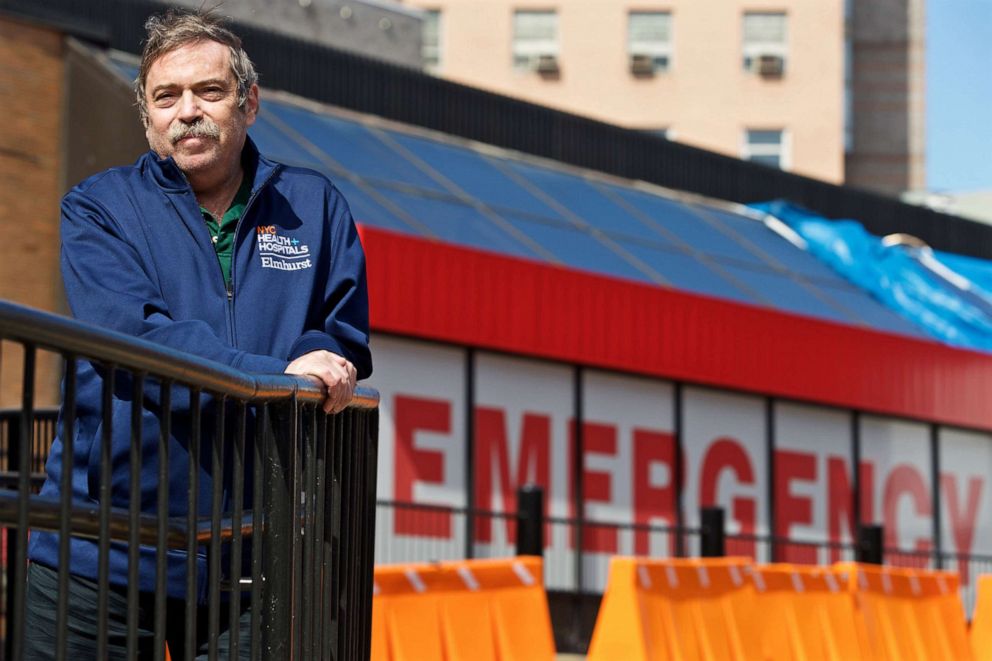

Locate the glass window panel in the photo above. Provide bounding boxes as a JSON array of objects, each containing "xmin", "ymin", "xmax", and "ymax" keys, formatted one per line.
[
  {"xmin": 748, "ymin": 154, "xmax": 781, "ymax": 168},
  {"xmin": 331, "ymin": 179, "xmax": 415, "ymax": 234},
  {"xmin": 629, "ymin": 12, "xmax": 672, "ymax": 47},
  {"xmin": 386, "ymin": 131, "xmax": 566, "ymax": 220},
  {"xmin": 265, "ymin": 103, "xmax": 448, "ymax": 194},
  {"xmin": 618, "ymin": 241, "xmax": 758, "ymax": 305},
  {"xmin": 513, "ymin": 10, "xmax": 559, "ymax": 66},
  {"xmin": 505, "ymin": 162, "xmax": 682, "ymax": 246},
  {"xmin": 422, "ymin": 9, "xmax": 441, "ymax": 70},
  {"xmin": 747, "ymin": 130, "xmax": 783, "ymax": 146},
  {"xmin": 743, "ymin": 12, "xmax": 787, "ymax": 43},
  {"xmin": 377, "ymin": 189, "xmax": 544, "ymax": 260},
  {"xmin": 501, "ymin": 213, "xmax": 655, "ymax": 283}
]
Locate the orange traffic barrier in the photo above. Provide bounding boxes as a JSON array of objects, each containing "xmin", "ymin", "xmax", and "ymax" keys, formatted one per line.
[
  {"xmin": 753, "ymin": 564, "xmax": 867, "ymax": 661},
  {"xmin": 370, "ymin": 556, "xmax": 555, "ymax": 661},
  {"xmin": 588, "ymin": 556, "xmax": 759, "ymax": 661},
  {"xmin": 834, "ymin": 562, "xmax": 971, "ymax": 661},
  {"xmin": 971, "ymin": 574, "xmax": 992, "ymax": 660}
]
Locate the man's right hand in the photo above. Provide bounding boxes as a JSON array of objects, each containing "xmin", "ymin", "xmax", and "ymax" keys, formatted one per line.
[{"xmin": 285, "ymin": 350, "xmax": 357, "ymax": 414}]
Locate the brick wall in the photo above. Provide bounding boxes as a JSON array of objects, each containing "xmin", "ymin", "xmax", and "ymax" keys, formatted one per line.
[{"xmin": 0, "ymin": 15, "xmax": 66, "ymax": 407}]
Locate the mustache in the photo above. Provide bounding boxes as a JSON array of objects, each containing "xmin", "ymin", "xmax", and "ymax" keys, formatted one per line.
[{"xmin": 169, "ymin": 119, "xmax": 221, "ymax": 144}]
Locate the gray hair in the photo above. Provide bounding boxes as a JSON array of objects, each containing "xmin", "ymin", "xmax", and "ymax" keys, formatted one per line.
[{"xmin": 135, "ymin": 8, "xmax": 258, "ymax": 127}]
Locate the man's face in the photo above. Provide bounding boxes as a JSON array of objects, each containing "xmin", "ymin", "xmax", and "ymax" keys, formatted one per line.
[{"xmin": 143, "ymin": 39, "xmax": 258, "ymax": 181}]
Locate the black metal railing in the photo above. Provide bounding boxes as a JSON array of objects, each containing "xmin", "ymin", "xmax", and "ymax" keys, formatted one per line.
[{"xmin": 0, "ymin": 300, "xmax": 379, "ymax": 660}]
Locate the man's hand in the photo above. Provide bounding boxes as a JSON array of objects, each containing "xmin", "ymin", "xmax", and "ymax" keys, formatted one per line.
[{"xmin": 285, "ymin": 350, "xmax": 357, "ymax": 414}]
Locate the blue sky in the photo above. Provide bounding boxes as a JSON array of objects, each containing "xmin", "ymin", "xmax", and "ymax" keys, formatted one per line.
[{"xmin": 927, "ymin": 0, "xmax": 992, "ymax": 191}]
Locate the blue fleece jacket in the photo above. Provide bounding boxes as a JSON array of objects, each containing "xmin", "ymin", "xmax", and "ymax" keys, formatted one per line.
[{"xmin": 28, "ymin": 138, "xmax": 372, "ymax": 600}]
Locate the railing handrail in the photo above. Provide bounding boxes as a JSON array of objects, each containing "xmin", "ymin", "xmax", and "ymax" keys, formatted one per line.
[{"xmin": 0, "ymin": 299, "xmax": 378, "ymax": 408}]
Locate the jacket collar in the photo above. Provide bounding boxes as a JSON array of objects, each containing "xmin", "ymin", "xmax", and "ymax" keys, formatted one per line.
[{"xmin": 139, "ymin": 135, "xmax": 280, "ymax": 196}]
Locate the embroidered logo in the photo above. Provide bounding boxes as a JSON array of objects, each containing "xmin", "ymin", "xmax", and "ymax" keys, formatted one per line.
[{"xmin": 256, "ymin": 226, "xmax": 312, "ymax": 272}]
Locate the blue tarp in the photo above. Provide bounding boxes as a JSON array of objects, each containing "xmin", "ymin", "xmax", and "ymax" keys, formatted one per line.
[{"xmin": 751, "ymin": 200, "xmax": 992, "ymax": 352}]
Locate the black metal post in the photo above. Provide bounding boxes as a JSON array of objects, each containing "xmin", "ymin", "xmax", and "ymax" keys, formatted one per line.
[
  {"xmin": 516, "ymin": 484, "xmax": 545, "ymax": 557},
  {"xmin": 4, "ymin": 411, "xmax": 20, "ymax": 661},
  {"xmin": 930, "ymin": 424, "xmax": 943, "ymax": 569},
  {"xmin": 700, "ymin": 506, "xmax": 725, "ymax": 558},
  {"xmin": 464, "ymin": 349, "xmax": 475, "ymax": 559},
  {"xmin": 259, "ymin": 402, "xmax": 294, "ymax": 658},
  {"xmin": 857, "ymin": 524, "xmax": 884, "ymax": 565},
  {"xmin": 673, "ymin": 383, "xmax": 685, "ymax": 557}
]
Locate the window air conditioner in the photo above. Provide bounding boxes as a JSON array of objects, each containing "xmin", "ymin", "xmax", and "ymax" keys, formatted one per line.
[
  {"xmin": 630, "ymin": 54, "xmax": 655, "ymax": 76},
  {"xmin": 756, "ymin": 54, "xmax": 785, "ymax": 77},
  {"xmin": 535, "ymin": 54, "xmax": 560, "ymax": 74}
]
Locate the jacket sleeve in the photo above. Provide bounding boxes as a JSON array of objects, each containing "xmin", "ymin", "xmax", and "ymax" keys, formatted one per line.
[
  {"xmin": 286, "ymin": 185, "xmax": 373, "ymax": 379},
  {"xmin": 61, "ymin": 187, "xmax": 289, "ymax": 375}
]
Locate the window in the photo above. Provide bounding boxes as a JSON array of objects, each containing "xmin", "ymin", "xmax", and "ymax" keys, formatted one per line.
[
  {"xmin": 512, "ymin": 10, "xmax": 559, "ymax": 73},
  {"xmin": 628, "ymin": 11, "xmax": 672, "ymax": 75},
  {"xmin": 422, "ymin": 9, "xmax": 441, "ymax": 72},
  {"xmin": 742, "ymin": 129, "xmax": 788, "ymax": 169},
  {"xmin": 742, "ymin": 12, "xmax": 787, "ymax": 75}
]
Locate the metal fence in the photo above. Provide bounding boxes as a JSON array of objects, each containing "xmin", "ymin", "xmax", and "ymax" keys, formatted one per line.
[{"xmin": 0, "ymin": 300, "xmax": 379, "ymax": 660}]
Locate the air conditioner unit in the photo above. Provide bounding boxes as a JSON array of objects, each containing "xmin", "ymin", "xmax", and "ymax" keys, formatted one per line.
[
  {"xmin": 535, "ymin": 54, "xmax": 560, "ymax": 75},
  {"xmin": 756, "ymin": 54, "xmax": 785, "ymax": 77},
  {"xmin": 630, "ymin": 54, "xmax": 655, "ymax": 76}
]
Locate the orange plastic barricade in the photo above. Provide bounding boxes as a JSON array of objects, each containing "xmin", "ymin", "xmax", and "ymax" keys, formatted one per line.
[
  {"xmin": 971, "ymin": 574, "xmax": 992, "ymax": 660},
  {"xmin": 588, "ymin": 556, "xmax": 758, "ymax": 661},
  {"xmin": 753, "ymin": 564, "xmax": 866, "ymax": 661},
  {"xmin": 834, "ymin": 562, "xmax": 971, "ymax": 661},
  {"xmin": 370, "ymin": 556, "xmax": 555, "ymax": 661}
]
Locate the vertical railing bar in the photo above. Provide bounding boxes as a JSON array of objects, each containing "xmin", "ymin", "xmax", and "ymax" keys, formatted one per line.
[
  {"xmin": 342, "ymin": 409, "xmax": 358, "ymax": 660},
  {"xmin": 229, "ymin": 400, "xmax": 248, "ymax": 660},
  {"xmin": 186, "ymin": 388, "xmax": 202, "ymax": 661},
  {"xmin": 328, "ymin": 410, "xmax": 344, "ymax": 659},
  {"xmin": 350, "ymin": 407, "xmax": 367, "ymax": 659},
  {"xmin": 55, "ymin": 355, "xmax": 77, "ymax": 661},
  {"xmin": 289, "ymin": 394, "xmax": 303, "ymax": 660},
  {"xmin": 322, "ymin": 411, "xmax": 341, "ymax": 661},
  {"xmin": 11, "ymin": 344, "xmax": 36, "ymax": 661},
  {"xmin": 367, "ymin": 410, "xmax": 381, "ymax": 655},
  {"xmin": 353, "ymin": 410, "xmax": 377, "ymax": 658},
  {"xmin": 249, "ymin": 403, "xmax": 268, "ymax": 661},
  {"xmin": 96, "ymin": 362, "xmax": 115, "ymax": 661},
  {"xmin": 312, "ymin": 411, "xmax": 328, "ymax": 659},
  {"xmin": 154, "ymin": 380, "xmax": 172, "ymax": 661},
  {"xmin": 340, "ymin": 409, "xmax": 354, "ymax": 660},
  {"xmin": 208, "ymin": 396, "xmax": 227, "ymax": 660},
  {"xmin": 357, "ymin": 408, "xmax": 375, "ymax": 657},
  {"xmin": 301, "ymin": 405, "xmax": 317, "ymax": 659},
  {"xmin": 127, "ymin": 371, "xmax": 146, "ymax": 660}
]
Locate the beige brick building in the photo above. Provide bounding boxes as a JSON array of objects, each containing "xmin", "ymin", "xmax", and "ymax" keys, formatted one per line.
[{"xmin": 401, "ymin": 0, "xmax": 925, "ymax": 193}]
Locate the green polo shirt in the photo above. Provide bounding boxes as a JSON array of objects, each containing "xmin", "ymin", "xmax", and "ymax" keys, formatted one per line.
[{"xmin": 200, "ymin": 170, "xmax": 253, "ymax": 289}]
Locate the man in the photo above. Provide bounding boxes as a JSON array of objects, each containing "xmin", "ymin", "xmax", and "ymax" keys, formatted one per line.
[{"xmin": 24, "ymin": 9, "xmax": 372, "ymax": 659}]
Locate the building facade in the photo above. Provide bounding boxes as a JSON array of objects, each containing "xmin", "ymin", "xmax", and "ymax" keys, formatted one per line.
[
  {"xmin": 170, "ymin": 0, "xmax": 426, "ymax": 69},
  {"xmin": 401, "ymin": 0, "xmax": 924, "ymax": 194}
]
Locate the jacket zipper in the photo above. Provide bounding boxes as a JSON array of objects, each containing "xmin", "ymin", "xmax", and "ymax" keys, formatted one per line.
[{"xmin": 225, "ymin": 166, "xmax": 280, "ymax": 347}]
